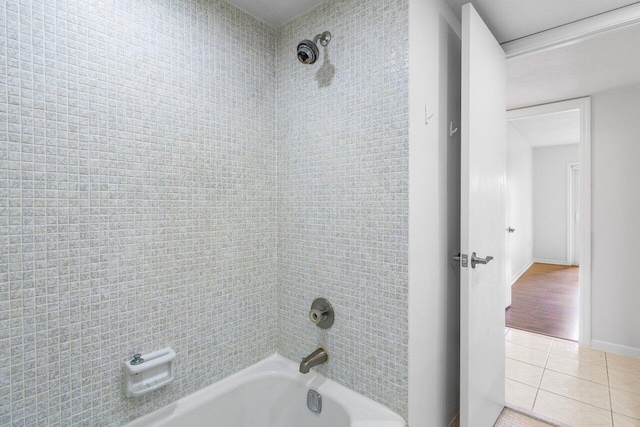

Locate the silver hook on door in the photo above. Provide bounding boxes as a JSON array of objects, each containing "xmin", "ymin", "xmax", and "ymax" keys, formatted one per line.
[
  {"xmin": 449, "ymin": 121, "xmax": 458, "ymax": 137},
  {"xmin": 425, "ymin": 105, "xmax": 434, "ymax": 125}
]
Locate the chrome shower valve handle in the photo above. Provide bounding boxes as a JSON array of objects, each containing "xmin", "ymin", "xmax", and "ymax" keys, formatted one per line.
[{"xmin": 309, "ymin": 298, "xmax": 334, "ymax": 329}]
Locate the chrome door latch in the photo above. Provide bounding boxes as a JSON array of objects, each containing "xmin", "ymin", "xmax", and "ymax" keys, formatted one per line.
[
  {"xmin": 471, "ymin": 252, "xmax": 493, "ymax": 268},
  {"xmin": 453, "ymin": 253, "xmax": 468, "ymax": 268}
]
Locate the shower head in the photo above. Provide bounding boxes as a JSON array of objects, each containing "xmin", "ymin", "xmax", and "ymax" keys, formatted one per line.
[
  {"xmin": 297, "ymin": 31, "xmax": 331, "ymax": 64},
  {"xmin": 297, "ymin": 40, "xmax": 319, "ymax": 64}
]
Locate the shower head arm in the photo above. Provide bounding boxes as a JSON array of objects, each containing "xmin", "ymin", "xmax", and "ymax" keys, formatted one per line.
[{"xmin": 313, "ymin": 31, "xmax": 332, "ymax": 47}]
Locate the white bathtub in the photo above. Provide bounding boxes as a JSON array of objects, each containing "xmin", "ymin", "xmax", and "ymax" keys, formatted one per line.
[{"xmin": 126, "ymin": 354, "xmax": 406, "ymax": 427}]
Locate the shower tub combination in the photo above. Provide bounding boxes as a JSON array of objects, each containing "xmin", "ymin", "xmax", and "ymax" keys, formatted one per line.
[{"xmin": 126, "ymin": 354, "xmax": 405, "ymax": 427}]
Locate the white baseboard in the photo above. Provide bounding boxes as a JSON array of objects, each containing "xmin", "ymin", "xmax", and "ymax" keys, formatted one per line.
[
  {"xmin": 510, "ymin": 261, "xmax": 534, "ymax": 286},
  {"xmin": 591, "ymin": 339, "xmax": 640, "ymax": 359},
  {"xmin": 532, "ymin": 258, "xmax": 571, "ymax": 266}
]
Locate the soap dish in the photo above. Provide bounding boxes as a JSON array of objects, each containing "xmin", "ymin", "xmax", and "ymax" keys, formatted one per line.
[{"xmin": 124, "ymin": 347, "xmax": 176, "ymax": 398}]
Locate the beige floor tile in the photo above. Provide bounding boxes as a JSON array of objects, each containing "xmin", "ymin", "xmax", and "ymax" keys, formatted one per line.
[
  {"xmin": 611, "ymin": 387, "xmax": 640, "ymax": 420},
  {"xmin": 507, "ymin": 329, "xmax": 554, "ymax": 353},
  {"xmin": 533, "ymin": 390, "xmax": 613, "ymax": 426},
  {"xmin": 609, "ymin": 368, "xmax": 640, "ymax": 395},
  {"xmin": 550, "ymin": 340, "xmax": 606, "ymax": 366},
  {"xmin": 507, "ymin": 342, "xmax": 550, "ymax": 368},
  {"xmin": 506, "ymin": 357, "xmax": 545, "ymax": 388},
  {"xmin": 539, "ymin": 369, "xmax": 611, "ymax": 410},
  {"xmin": 546, "ymin": 354, "xmax": 609, "ymax": 385},
  {"xmin": 613, "ymin": 413, "xmax": 640, "ymax": 427},
  {"xmin": 506, "ymin": 378, "xmax": 539, "ymax": 411},
  {"xmin": 608, "ymin": 353, "xmax": 640, "ymax": 375},
  {"xmin": 506, "ymin": 327, "xmax": 511, "ymax": 335},
  {"xmin": 551, "ymin": 338, "xmax": 581, "ymax": 351}
]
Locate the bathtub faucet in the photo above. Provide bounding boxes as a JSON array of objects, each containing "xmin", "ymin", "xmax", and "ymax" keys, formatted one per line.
[{"xmin": 299, "ymin": 347, "xmax": 328, "ymax": 374}]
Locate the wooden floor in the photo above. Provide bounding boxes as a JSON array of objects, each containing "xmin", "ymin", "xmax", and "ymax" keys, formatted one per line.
[{"xmin": 505, "ymin": 263, "xmax": 579, "ymax": 341}]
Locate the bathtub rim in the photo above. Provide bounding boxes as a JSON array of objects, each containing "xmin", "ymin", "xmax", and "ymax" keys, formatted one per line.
[{"xmin": 124, "ymin": 352, "xmax": 406, "ymax": 427}]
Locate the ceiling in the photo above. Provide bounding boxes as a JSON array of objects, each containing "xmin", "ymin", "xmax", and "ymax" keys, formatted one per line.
[
  {"xmin": 225, "ymin": 0, "xmax": 329, "ymax": 27},
  {"xmin": 507, "ymin": 23, "xmax": 640, "ymax": 110},
  {"xmin": 228, "ymin": 0, "xmax": 639, "ymax": 32},
  {"xmin": 509, "ymin": 110, "xmax": 580, "ymax": 148},
  {"xmin": 443, "ymin": 0, "xmax": 639, "ymax": 43}
]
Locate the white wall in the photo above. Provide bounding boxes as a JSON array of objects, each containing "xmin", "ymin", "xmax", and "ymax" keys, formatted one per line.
[
  {"xmin": 532, "ymin": 144, "xmax": 579, "ymax": 263},
  {"xmin": 507, "ymin": 124, "xmax": 534, "ymax": 282},
  {"xmin": 591, "ymin": 87, "xmax": 640, "ymax": 355},
  {"xmin": 408, "ymin": 0, "xmax": 461, "ymax": 425}
]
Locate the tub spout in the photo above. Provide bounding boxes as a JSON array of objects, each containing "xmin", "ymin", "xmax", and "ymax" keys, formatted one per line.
[{"xmin": 299, "ymin": 347, "xmax": 328, "ymax": 374}]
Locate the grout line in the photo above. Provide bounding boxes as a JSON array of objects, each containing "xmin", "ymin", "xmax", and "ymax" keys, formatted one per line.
[
  {"xmin": 606, "ymin": 353, "xmax": 615, "ymax": 427},
  {"xmin": 538, "ymin": 378, "xmax": 613, "ymax": 412},
  {"xmin": 532, "ymin": 376, "xmax": 542, "ymax": 412},
  {"xmin": 506, "ymin": 377, "xmax": 540, "ymax": 389},
  {"xmin": 506, "ymin": 340, "xmax": 552, "ymax": 355},
  {"xmin": 611, "ymin": 411, "xmax": 640, "ymax": 423},
  {"xmin": 540, "ymin": 389, "xmax": 613, "ymax": 412},
  {"xmin": 543, "ymin": 369, "xmax": 611, "ymax": 387},
  {"xmin": 506, "ymin": 341, "xmax": 554, "ymax": 354},
  {"xmin": 506, "ymin": 356, "xmax": 547, "ymax": 370},
  {"xmin": 537, "ymin": 340, "xmax": 551, "ymax": 411},
  {"xmin": 546, "ymin": 350, "xmax": 608, "ymax": 367},
  {"xmin": 609, "ymin": 384, "xmax": 640, "ymax": 396},
  {"xmin": 544, "ymin": 346, "xmax": 551, "ymax": 369}
]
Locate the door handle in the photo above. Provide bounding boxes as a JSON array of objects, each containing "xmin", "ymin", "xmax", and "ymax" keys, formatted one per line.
[
  {"xmin": 507, "ymin": 227, "xmax": 515, "ymax": 233},
  {"xmin": 471, "ymin": 252, "xmax": 493, "ymax": 268}
]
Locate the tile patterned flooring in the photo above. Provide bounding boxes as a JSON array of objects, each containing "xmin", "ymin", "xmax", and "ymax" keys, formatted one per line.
[{"xmin": 505, "ymin": 328, "xmax": 640, "ymax": 426}]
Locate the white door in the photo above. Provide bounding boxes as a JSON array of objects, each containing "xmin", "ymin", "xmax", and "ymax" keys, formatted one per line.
[{"xmin": 460, "ymin": 4, "xmax": 506, "ymax": 427}]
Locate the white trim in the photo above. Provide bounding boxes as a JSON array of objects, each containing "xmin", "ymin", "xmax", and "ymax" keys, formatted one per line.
[
  {"xmin": 578, "ymin": 98, "xmax": 592, "ymax": 349},
  {"xmin": 567, "ymin": 162, "xmax": 580, "ymax": 266},
  {"xmin": 508, "ymin": 98, "xmax": 583, "ymax": 120},
  {"xmin": 507, "ymin": 97, "xmax": 592, "ymax": 348},
  {"xmin": 591, "ymin": 339, "xmax": 640, "ymax": 359},
  {"xmin": 502, "ymin": 3, "xmax": 640, "ymax": 59},
  {"xmin": 532, "ymin": 258, "xmax": 571, "ymax": 266},
  {"xmin": 510, "ymin": 261, "xmax": 533, "ymax": 286}
]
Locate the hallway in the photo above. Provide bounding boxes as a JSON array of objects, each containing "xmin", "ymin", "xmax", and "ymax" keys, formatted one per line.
[{"xmin": 506, "ymin": 263, "xmax": 579, "ymax": 341}]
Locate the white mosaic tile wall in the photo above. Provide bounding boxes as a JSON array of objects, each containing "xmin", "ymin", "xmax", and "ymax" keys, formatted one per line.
[
  {"xmin": 0, "ymin": 0, "xmax": 276, "ymax": 425},
  {"xmin": 276, "ymin": 0, "xmax": 409, "ymax": 418}
]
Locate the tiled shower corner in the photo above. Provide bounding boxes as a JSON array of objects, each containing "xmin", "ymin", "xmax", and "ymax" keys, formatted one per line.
[
  {"xmin": 0, "ymin": 0, "xmax": 410, "ymax": 425},
  {"xmin": 276, "ymin": 0, "xmax": 410, "ymax": 418}
]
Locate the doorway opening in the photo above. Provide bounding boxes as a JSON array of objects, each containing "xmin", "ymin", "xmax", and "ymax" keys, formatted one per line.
[
  {"xmin": 504, "ymin": 99, "xmax": 589, "ymax": 343},
  {"xmin": 502, "ymin": 98, "xmax": 593, "ymax": 421},
  {"xmin": 504, "ymin": 98, "xmax": 592, "ymax": 346}
]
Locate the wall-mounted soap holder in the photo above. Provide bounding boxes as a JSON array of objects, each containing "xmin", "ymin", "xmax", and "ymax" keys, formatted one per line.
[
  {"xmin": 124, "ymin": 347, "xmax": 176, "ymax": 398},
  {"xmin": 309, "ymin": 298, "xmax": 334, "ymax": 329}
]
